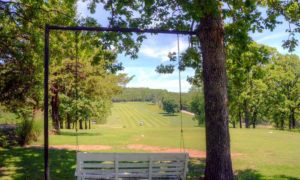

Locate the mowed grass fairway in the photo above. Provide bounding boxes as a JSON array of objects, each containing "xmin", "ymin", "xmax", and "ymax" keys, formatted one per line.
[
  {"xmin": 46, "ymin": 102, "xmax": 205, "ymax": 150},
  {"xmin": 1, "ymin": 102, "xmax": 300, "ymax": 179}
]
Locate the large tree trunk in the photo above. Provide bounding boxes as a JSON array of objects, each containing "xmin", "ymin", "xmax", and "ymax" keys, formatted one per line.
[
  {"xmin": 290, "ymin": 108, "xmax": 296, "ymax": 129},
  {"xmin": 79, "ymin": 119, "xmax": 83, "ymax": 129},
  {"xmin": 85, "ymin": 120, "xmax": 88, "ymax": 129},
  {"xmin": 275, "ymin": 119, "xmax": 279, "ymax": 129},
  {"xmin": 199, "ymin": 12, "xmax": 234, "ymax": 180},
  {"xmin": 252, "ymin": 111, "xmax": 257, "ymax": 129},
  {"xmin": 60, "ymin": 119, "xmax": 64, "ymax": 129},
  {"xmin": 51, "ymin": 84, "xmax": 60, "ymax": 132},
  {"xmin": 239, "ymin": 109, "xmax": 242, "ymax": 128},
  {"xmin": 66, "ymin": 114, "xmax": 71, "ymax": 129},
  {"xmin": 288, "ymin": 113, "xmax": 292, "ymax": 130},
  {"xmin": 280, "ymin": 114, "xmax": 284, "ymax": 129},
  {"xmin": 244, "ymin": 100, "xmax": 250, "ymax": 128}
]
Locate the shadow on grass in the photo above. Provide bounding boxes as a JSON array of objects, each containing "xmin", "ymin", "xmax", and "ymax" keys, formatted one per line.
[
  {"xmin": 235, "ymin": 169, "xmax": 300, "ymax": 180},
  {"xmin": 159, "ymin": 112, "xmax": 179, "ymax": 117},
  {"xmin": 0, "ymin": 147, "xmax": 76, "ymax": 180},
  {"xmin": 58, "ymin": 131, "xmax": 102, "ymax": 136},
  {"xmin": 1, "ymin": 149, "xmax": 299, "ymax": 180},
  {"xmin": 0, "ymin": 148, "xmax": 205, "ymax": 180},
  {"xmin": 272, "ymin": 175, "xmax": 300, "ymax": 180},
  {"xmin": 187, "ymin": 158, "xmax": 205, "ymax": 179},
  {"xmin": 235, "ymin": 169, "xmax": 262, "ymax": 180}
]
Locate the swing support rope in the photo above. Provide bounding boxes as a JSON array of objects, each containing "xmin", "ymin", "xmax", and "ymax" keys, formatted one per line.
[
  {"xmin": 75, "ymin": 31, "xmax": 79, "ymax": 152},
  {"xmin": 177, "ymin": 34, "xmax": 186, "ymax": 152}
]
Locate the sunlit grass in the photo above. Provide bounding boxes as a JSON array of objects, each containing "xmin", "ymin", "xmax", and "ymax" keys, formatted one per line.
[{"xmin": 1, "ymin": 102, "xmax": 300, "ymax": 179}]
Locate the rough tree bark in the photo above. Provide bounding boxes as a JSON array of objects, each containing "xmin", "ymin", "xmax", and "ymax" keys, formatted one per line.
[
  {"xmin": 289, "ymin": 112, "xmax": 292, "ymax": 130},
  {"xmin": 79, "ymin": 119, "xmax": 83, "ymax": 129},
  {"xmin": 60, "ymin": 119, "xmax": 64, "ymax": 129},
  {"xmin": 199, "ymin": 13, "xmax": 234, "ymax": 180},
  {"xmin": 252, "ymin": 111, "xmax": 257, "ymax": 129},
  {"xmin": 244, "ymin": 100, "xmax": 250, "ymax": 128},
  {"xmin": 291, "ymin": 109, "xmax": 296, "ymax": 129},
  {"xmin": 290, "ymin": 108, "xmax": 296, "ymax": 129},
  {"xmin": 280, "ymin": 114, "xmax": 284, "ymax": 129},
  {"xmin": 239, "ymin": 109, "xmax": 242, "ymax": 128},
  {"xmin": 85, "ymin": 120, "xmax": 88, "ymax": 129},
  {"xmin": 51, "ymin": 84, "xmax": 60, "ymax": 132},
  {"xmin": 66, "ymin": 114, "xmax": 71, "ymax": 129}
]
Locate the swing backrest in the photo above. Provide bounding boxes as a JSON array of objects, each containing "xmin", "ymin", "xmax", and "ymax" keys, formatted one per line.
[{"xmin": 75, "ymin": 152, "xmax": 189, "ymax": 180}]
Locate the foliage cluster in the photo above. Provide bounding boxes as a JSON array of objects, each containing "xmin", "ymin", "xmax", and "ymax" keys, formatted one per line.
[
  {"xmin": 16, "ymin": 118, "xmax": 40, "ymax": 146},
  {"xmin": 0, "ymin": 0, "xmax": 130, "ymax": 134},
  {"xmin": 161, "ymin": 98, "xmax": 179, "ymax": 114},
  {"xmin": 228, "ymin": 44, "xmax": 300, "ymax": 129}
]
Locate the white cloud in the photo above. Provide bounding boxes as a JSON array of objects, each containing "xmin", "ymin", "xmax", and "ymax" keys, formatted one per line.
[
  {"xmin": 128, "ymin": 79, "xmax": 190, "ymax": 93},
  {"xmin": 255, "ymin": 32, "xmax": 288, "ymax": 43},
  {"xmin": 139, "ymin": 38, "xmax": 189, "ymax": 62},
  {"xmin": 120, "ymin": 67, "xmax": 193, "ymax": 92}
]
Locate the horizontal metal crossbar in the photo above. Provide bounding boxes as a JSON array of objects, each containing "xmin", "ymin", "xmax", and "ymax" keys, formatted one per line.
[{"xmin": 46, "ymin": 25, "xmax": 198, "ymax": 35}]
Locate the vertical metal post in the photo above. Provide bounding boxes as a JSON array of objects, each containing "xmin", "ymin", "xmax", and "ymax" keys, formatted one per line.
[{"xmin": 44, "ymin": 24, "xmax": 50, "ymax": 180}]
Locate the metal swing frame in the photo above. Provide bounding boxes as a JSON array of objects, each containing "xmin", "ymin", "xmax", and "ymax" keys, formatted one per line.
[{"xmin": 44, "ymin": 24, "xmax": 197, "ymax": 180}]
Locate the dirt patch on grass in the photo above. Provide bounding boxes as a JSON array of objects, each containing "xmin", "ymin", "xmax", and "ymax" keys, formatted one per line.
[
  {"xmin": 25, "ymin": 144, "xmax": 242, "ymax": 158},
  {"xmin": 0, "ymin": 166, "xmax": 4, "ymax": 174},
  {"xmin": 181, "ymin": 110, "xmax": 195, "ymax": 116},
  {"xmin": 127, "ymin": 144, "xmax": 205, "ymax": 158},
  {"xmin": 127, "ymin": 144, "xmax": 242, "ymax": 158},
  {"xmin": 26, "ymin": 145, "xmax": 112, "ymax": 151}
]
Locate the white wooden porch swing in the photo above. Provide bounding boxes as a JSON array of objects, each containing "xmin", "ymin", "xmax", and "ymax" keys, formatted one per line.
[{"xmin": 44, "ymin": 25, "xmax": 197, "ymax": 180}]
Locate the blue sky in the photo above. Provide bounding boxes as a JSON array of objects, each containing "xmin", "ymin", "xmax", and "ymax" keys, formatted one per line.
[{"xmin": 77, "ymin": 1, "xmax": 300, "ymax": 92}]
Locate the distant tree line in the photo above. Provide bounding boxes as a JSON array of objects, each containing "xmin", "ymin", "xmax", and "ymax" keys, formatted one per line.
[
  {"xmin": 112, "ymin": 88, "xmax": 168, "ymax": 103},
  {"xmin": 113, "ymin": 88, "xmax": 196, "ymax": 110},
  {"xmin": 157, "ymin": 41, "xmax": 300, "ymax": 130},
  {"xmin": 112, "ymin": 87, "xmax": 205, "ymax": 123}
]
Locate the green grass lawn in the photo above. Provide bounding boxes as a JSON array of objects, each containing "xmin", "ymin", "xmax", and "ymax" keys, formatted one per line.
[
  {"xmin": 0, "ymin": 110, "xmax": 18, "ymax": 124},
  {"xmin": 1, "ymin": 102, "xmax": 300, "ymax": 179}
]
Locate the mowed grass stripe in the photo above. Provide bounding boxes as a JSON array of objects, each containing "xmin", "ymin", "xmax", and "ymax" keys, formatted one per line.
[
  {"xmin": 136, "ymin": 103, "xmax": 173, "ymax": 127},
  {"xmin": 123, "ymin": 103, "xmax": 150, "ymax": 127},
  {"xmin": 131, "ymin": 106, "xmax": 159, "ymax": 127},
  {"xmin": 108, "ymin": 105, "xmax": 122, "ymax": 126},
  {"xmin": 128, "ymin": 103, "xmax": 160, "ymax": 128},
  {"xmin": 119, "ymin": 104, "xmax": 136, "ymax": 127},
  {"xmin": 132, "ymin": 103, "xmax": 169, "ymax": 127},
  {"xmin": 115, "ymin": 104, "xmax": 127, "ymax": 126},
  {"xmin": 125, "ymin": 105, "xmax": 141, "ymax": 127},
  {"xmin": 141, "ymin": 103, "xmax": 185, "ymax": 127},
  {"xmin": 125, "ymin": 104, "xmax": 149, "ymax": 127},
  {"xmin": 116, "ymin": 102, "xmax": 163, "ymax": 128},
  {"xmin": 144, "ymin": 110, "xmax": 174, "ymax": 127},
  {"xmin": 137, "ymin": 104, "xmax": 169, "ymax": 127},
  {"xmin": 107, "ymin": 102, "xmax": 196, "ymax": 128}
]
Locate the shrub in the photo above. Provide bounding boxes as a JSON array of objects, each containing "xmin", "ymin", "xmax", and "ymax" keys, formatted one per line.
[
  {"xmin": 0, "ymin": 124, "xmax": 18, "ymax": 148},
  {"xmin": 0, "ymin": 134, "xmax": 8, "ymax": 147},
  {"xmin": 162, "ymin": 98, "xmax": 179, "ymax": 114},
  {"xmin": 17, "ymin": 119, "xmax": 40, "ymax": 146}
]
